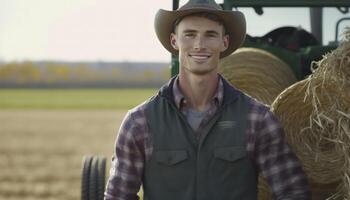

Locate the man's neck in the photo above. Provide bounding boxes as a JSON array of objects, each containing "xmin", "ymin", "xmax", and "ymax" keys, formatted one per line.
[{"xmin": 178, "ymin": 71, "xmax": 219, "ymax": 112}]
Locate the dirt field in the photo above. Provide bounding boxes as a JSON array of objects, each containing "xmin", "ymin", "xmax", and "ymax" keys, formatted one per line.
[{"xmin": 0, "ymin": 109, "xmax": 127, "ymax": 200}]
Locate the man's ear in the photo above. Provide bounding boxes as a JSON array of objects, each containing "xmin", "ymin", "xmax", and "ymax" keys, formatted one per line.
[
  {"xmin": 221, "ymin": 34, "xmax": 229, "ymax": 52},
  {"xmin": 170, "ymin": 33, "xmax": 178, "ymax": 50}
]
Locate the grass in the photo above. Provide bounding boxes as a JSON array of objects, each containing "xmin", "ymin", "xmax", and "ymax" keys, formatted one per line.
[
  {"xmin": 0, "ymin": 88, "xmax": 155, "ymax": 199},
  {"xmin": 0, "ymin": 88, "xmax": 158, "ymax": 109},
  {"xmin": 0, "ymin": 110, "xmax": 126, "ymax": 200},
  {"xmin": 0, "ymin": 109, "xmax": 145, "ymax": 199}
]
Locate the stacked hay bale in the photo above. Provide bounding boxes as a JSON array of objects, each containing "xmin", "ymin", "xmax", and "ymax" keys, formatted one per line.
[
  {"xmin": 271, "ymin": 29, "xmax": 350, "ymax": 199},
  {"xmin": 219, "ymin": 47, "xmax": 297, "ymax": 199},
  {"xmin": 219, "ymin": 47, "xmax": 297, "ymax": 105}
]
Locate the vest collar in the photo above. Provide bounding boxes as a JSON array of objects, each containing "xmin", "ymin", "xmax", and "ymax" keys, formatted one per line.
[{"xmin": 158, "ymin": 74, "xmax": 241, "ymax": 107}]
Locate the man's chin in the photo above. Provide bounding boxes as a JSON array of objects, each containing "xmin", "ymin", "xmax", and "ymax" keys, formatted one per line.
[{"xmin": 188, "ymin": 67, "xmax": 216, "ymax": 76}]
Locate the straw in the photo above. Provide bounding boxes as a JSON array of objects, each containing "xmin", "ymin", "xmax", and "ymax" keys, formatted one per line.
[
  {"xmin": 271, "ymin": 28, "xmax": 350, "ymax": 199},
  {"xmin": 219, "ymin": 47, "xmax": 297, "ymax": 105}
]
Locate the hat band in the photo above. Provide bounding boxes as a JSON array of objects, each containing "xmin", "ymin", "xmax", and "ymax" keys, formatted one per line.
[{"xmin": 179, "ymin": 5, "xmax": 222, "ymax": 11}]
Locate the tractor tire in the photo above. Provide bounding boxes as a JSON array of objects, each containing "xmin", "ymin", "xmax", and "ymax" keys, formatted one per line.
[
  {"xmin": 81, "ymin": 155, "xmax": 107, "ymax": 200},
  {"xmin": 97, "ymin": 156, "xmax": 107, "ymax": 200},
  {"xmin": 89, "ymin": 156, "xmax": 99, "ymax": 200},
  {"xmin": 81, "ymin": 156, "xmax": 93, "ymax": 200}
]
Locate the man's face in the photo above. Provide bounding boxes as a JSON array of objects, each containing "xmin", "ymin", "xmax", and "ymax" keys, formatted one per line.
[{"xmin": 170, "ymin": 15, "xmax": 229, "ymax": 76}]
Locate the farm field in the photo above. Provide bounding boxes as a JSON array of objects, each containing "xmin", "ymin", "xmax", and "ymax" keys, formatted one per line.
[
  {"xmin": 0, "ymin": 88, "xmax": 158, "ymax": 109},
  {"xmin": 0, "ymin": 89, "xmax": 157, "ymax": 200}
]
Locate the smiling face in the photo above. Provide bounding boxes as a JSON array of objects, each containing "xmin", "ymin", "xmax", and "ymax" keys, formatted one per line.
[{"xmin": 170, "ymin": 15, "xmax": 229, "ymax": 76}]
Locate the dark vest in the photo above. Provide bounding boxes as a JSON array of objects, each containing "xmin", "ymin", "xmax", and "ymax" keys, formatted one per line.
[{"xmin": 143, "ymin": 77, "xmax": 257, "ymax": 200}]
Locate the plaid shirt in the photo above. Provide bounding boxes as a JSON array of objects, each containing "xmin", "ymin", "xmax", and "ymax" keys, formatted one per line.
[{"xmin": 105, "ymin": 76, "xmax": 310, "ymax": 200}]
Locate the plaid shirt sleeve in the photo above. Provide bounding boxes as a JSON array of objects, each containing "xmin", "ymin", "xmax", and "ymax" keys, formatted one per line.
[
  {"xmin": 104, "ymin": 104, "xmax": 150, "ymax": 200},
  {"xmin": 251, "ymin": 101, "xmax": 310, "ymax": 199}
]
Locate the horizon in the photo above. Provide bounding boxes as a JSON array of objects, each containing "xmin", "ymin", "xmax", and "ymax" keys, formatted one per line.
[{"xmin": 0, "ymin": 60, "xmax": 170, "ymax": 64}]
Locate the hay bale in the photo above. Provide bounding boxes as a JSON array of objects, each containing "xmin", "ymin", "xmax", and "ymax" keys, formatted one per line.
[
  {"xmin": 219, "ymin": 47, "xmax": 297, "ymax": 105},
  {"xmin": 271, "ymin": 28, "xmax": 350, "ymax": 199},
  {"xmin": 309, "ymin": 182, "xmax": 340, "ymax": 200},
  {"xmin": 271, "ymin": 79, "xmax": 346, "ymax": 183}
]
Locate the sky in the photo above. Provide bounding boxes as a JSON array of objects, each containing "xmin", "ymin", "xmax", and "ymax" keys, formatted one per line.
[{"xmin": 0, "ymin": 0, "xmax": 349, "ymax": 62}]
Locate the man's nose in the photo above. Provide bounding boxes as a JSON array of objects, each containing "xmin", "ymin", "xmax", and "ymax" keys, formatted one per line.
[{"xmin": 194, "ymin": 35, "xmax": 205, "ymax": 50}]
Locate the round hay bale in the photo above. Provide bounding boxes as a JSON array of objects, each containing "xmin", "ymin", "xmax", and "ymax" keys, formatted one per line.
[
  {"xmin": 219, "ymin": 47, "xmax": 297, "ymax": 105},
  {"xmin": 310, "ymin": 28, "xmax": 350, "ymax": 86},
  {"xmin": 271, "ymin": 79, "xmax": 346, "ymax": 183},
  {"xmin": 309, "ymin": 181, "xmax": 340, "ymax": 200},
  {"xmin": 271, "ymin": 29, "xmax": 350, "ymax": 198}
]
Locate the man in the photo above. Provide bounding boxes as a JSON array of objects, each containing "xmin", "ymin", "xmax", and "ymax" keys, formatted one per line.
[{"xmin": 105, "ymin": 0, "xmax": 310, "ymax": 199}]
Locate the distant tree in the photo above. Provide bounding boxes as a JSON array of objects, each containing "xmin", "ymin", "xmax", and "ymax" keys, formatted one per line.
[
  {"xmin": 143, "ymin": 69, "xmax": 155, "ymax": 81},
  {"xmin": 0, "ymin": 63, "xmax": 16, "ymax": 81},
  {"xmin": 161, "ymin": 66, "xmax": 171, "ymax": 80},
  {"xmin": 0, "ymin": 61, "xmax": 41, "ymax": 83}
]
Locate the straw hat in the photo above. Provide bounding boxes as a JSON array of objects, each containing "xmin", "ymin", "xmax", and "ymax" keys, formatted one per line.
[{"xmin": 154, "ymin": 0, "xmax": 246, "ymax": 58}]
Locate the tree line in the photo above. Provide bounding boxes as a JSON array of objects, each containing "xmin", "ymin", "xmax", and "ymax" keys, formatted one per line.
[{"xmin": 0, "ymin": 61, "xmax": 170, "ymax": 88}]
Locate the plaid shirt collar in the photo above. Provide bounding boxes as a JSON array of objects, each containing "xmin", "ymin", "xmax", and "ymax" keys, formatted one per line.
[{"xmin": 172, "ymin": 75, "xmax": 224, "ymax": 110}]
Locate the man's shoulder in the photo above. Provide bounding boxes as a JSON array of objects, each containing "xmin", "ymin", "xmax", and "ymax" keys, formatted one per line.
[
  {"xmin": 247, "ymin": 95, "xmax": 269, "ymax": 110},
  {"xmin": 128, "ymin": 95, "xmax": 158, "ymax": 116},
  {"xmin": 119, "ymin": 96, "xmax": 157, "ymax": 132},
  {"xmin": 128, "ymin": 78, "xmax": 173, "ymax": 116},
  {"xmin": 222, "ymin": 78, "xmax": 269, "ymax": 113},
  {"xmin": 238, "ymin": 93, "xmax": 271, "ymax": 119}
]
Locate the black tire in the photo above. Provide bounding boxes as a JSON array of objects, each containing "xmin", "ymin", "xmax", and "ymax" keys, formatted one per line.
[
  {"xmin": 89, "ymin": 156, "xmax": 99, "ymax": 200},
  {"xmin": 81, "ymin": 156, "xmax": 93, "ymax": 200},
  {"xmin": 97, "ymin": 156, "xmax": 107, "ymax": 200}
]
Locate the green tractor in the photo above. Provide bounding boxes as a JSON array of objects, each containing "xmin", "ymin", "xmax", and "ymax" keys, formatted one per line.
[
  {"xmin": 171, "ymin": 0, "xmax": 350, "ymax": 80},
  {"xmin": 81, "ymin": 1, "xmax": 350, "ymax": 200}
]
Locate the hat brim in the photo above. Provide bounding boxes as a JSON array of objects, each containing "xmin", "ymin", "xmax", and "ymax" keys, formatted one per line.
[{"xmin": 155, "ymin": 8, "xmax": 246, "ymax": 58}]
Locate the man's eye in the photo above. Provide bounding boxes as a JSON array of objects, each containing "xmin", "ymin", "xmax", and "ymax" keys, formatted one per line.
[{"xmin": 185, "ymin": 33, "xmax": 195, "ymax": 37}]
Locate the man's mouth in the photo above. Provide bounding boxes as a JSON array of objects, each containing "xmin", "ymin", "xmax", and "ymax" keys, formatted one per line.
[{"xmin": 189, "ymin": 53, "xmax": 211, "ymax": 61}]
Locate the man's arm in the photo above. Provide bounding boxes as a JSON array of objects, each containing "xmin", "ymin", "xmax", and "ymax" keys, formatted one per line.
[
  {"xmin": 255, "ymin": 109, "xmax": 310, "ymax": 200},
  {"xmin": 104, "ymin": 110, "xmax": 147, "ymax": 200}
]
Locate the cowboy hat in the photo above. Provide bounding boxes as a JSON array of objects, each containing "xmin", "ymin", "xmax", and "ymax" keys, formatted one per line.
[{"xmin": 154, "ymin": 0, "xmax": 246, "ymax": 58}]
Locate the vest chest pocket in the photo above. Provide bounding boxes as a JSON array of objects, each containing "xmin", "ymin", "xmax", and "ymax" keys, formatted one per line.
[
  {"xmin": 214, "ymin": 146, "xmax": 246, "ymax": 162},
  {"xmin": 154, "ymin": 150, "xmax": 188, "ymax": 166}
]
